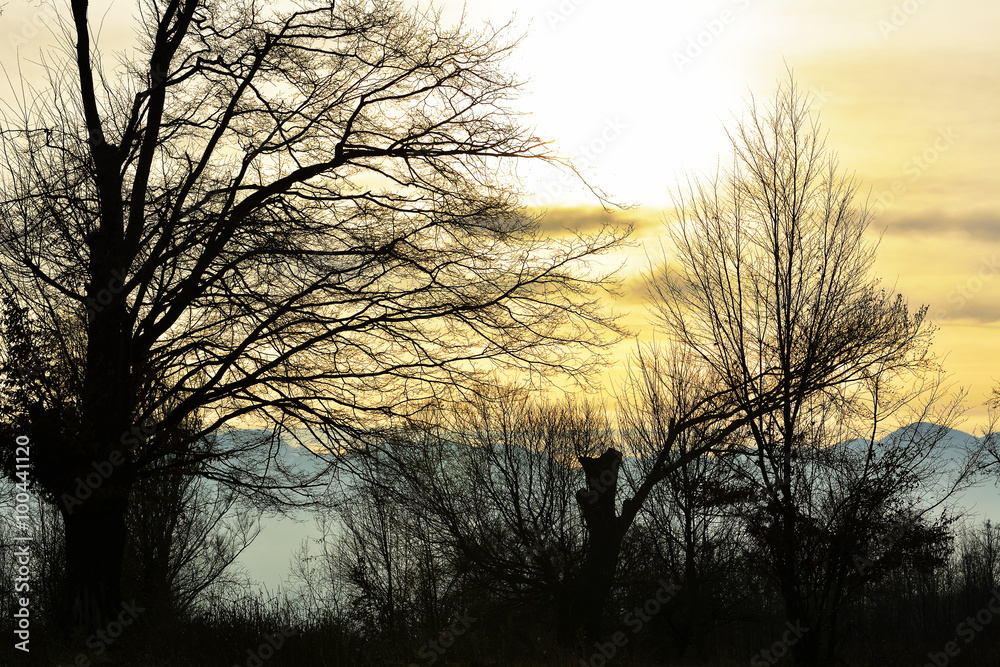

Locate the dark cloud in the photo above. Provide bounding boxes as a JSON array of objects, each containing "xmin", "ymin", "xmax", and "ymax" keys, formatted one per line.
[
  {"xmin": 879, "ymin": 212, "xmax": 1000, "ymax": 324},
  {"xmin": 880, "ymin": 212, "xmax": 1000, "ymax": 242},
  {"xmin": 928, "ymin": 303, "xmax": 1000, "ymax": 325},
  {"xmin": 612, "ymin": 259, "xmax": 703, "ymax": 309},
  {"xmin": 527, "ymin": 205, "xmax": 665, "ymax": 237}
]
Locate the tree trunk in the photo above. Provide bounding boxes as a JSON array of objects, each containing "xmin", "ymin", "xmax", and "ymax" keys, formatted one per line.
[
  {"xmin": 566, "ymin": 449, "xmax": 624, "ymax": 645},
  {"xmin": 572, "ymin": 530, "xmax": 624, "ymax": 643},
  {"xmin": 776, "ymin": 549, "xmax": 827, "ymax": 666},
  {"xmin": 675, "ymin": 546, "xmax": 700, "ymax": 658},
  {"xmin": 60, "ymin": 482, "xmax": 132, "ymax": 634}
]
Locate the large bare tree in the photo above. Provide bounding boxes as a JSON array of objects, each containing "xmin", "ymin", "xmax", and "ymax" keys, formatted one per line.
[{"xmin": 0, "ymin": 0, "xmax": 624, "ymax": 632}]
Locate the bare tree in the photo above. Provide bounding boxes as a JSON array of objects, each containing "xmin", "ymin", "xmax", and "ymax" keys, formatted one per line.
[
  {"xmin": 0, "ymin": 0, "xmax": 625, "ymax": 632},
  {"xmin": 312, "ymin": 446, "xmax": 454, "ymax": 643},
  {"xmin": 732, "ymin": 378, "xmax": 975, "ymax": 664},
  {"xmin": 372, "ymin": 388, "xmax": 599, "ymax": 647},
  {"xmin": 649, "ymin": 74, "xmax": 950, "ymax": 665},
  {"xmin": 123, "ymin": 454, "xmax": 260, "ymax": 620},
  {"xmin": 617, "ymin": 345, "xmax": 750, "ymax": 659},
  {"xmin": 564, "ymin": 341, "xmax": 771, "ymax": 646},
  {"xmin": 0, "ymin": 298, "xmax": 260, "ymax": 623},
  {"xmin": 982, "ymin": 386, "xmax": 1000, "ymax": 471}
]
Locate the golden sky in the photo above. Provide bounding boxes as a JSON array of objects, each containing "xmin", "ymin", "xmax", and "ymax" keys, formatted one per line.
[
  {"xmin": 2, "ymin": 0, "xmax": 997, "ymax": 427},
  {"xmin": 444, "ymin": 0, "xmax": 1000, "ymax": 429}
]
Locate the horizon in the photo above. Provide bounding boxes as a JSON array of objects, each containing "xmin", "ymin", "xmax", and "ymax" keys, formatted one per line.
[{"xmin": 239, "ymin": 420, "xmax": 1000, "ymax": 593}]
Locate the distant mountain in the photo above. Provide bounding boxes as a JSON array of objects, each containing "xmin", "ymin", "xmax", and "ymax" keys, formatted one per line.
[
  {"xmin": 880, "ymin": 421, "xmax": 980, "ymax": 452},
  {"xmin": 835, "ymin": 422, "xmax": 998, "ymax": 524},
  {"xmin": 836, "ymin": 422, "xmax": 977, "ymax": 451}
]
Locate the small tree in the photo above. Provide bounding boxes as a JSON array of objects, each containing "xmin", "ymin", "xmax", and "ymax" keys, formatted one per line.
[
  {"xmin": 123, "ymin": 455, "xmax": 260, "ymax": 621},
  {"xmin": 617, "ymin": 345, "xmax": 749, "ymax": 659},
  {"xmin": 372, "ymin": 388, "xmax": 600, "ymax": 646}
]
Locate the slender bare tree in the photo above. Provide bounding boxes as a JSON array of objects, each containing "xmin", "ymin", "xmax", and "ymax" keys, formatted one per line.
[
  {"xmin": 366, "ymin": 387, "xmax": 600, "ymax": 645},
  {"xmin": 123, "ymin": 451, "xmax": 261, "ymax": 621},
  {"xmin": 649, "ymin": 74, "xmax": 946, "ymax": 665}
]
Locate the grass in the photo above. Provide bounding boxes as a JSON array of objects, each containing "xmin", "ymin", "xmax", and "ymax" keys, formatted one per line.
[{"xmin": 5, "ymin": 597, "xmax": 1000, "ymax": 667}]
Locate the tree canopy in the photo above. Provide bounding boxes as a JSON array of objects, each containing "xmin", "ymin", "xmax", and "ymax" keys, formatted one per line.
[{"xmin": 0, "ymin": 0, "xmax": 625, "ymax": 632}]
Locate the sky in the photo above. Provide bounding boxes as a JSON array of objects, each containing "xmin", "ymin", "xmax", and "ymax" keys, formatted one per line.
[
  {"xmin": 431, "ymin": 0, "xmax": 1000, "ymax": 429},
  {"xmin": 2, "ymin": 0, "xmax": 997, "ymax": 593},
  {"xmin": 1, "ymin": 0, "xmax": 996, "ymax": 429}
]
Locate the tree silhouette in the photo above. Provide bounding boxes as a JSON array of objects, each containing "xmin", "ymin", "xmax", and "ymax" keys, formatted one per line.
[
  {"xmin": 651, "ymin": 75, "xmax": 946, "ymax": 665},
  {"xmin": 0, "ymin": 0, "xmax": 624, "ymax": 633},
  {"xmin": 618, "ymin": 346, "xmax": 749, "ymax": 659}
]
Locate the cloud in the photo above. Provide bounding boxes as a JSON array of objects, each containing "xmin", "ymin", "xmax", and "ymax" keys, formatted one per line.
[
  {"xmin": 926, "ymin": 253, "xmax": 1000, "ymax": 325},
  {"xmin": 612, "ymin": 257, "xmax": 707, "ymax": 314},
  {"xmin": 933, "ymin": 302, "xmax": 1000, "ymax": 325},
  {"xmin": 874, "ymin": 212, "xmax": 1000, "ymax": 324},
  {"xmin": 527, "ymin": 205, "xmax": 665, "ymax": 238},
  {"xmin": 880, "ymin": 211, "xmax": 1000, "ymax": 242}
]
